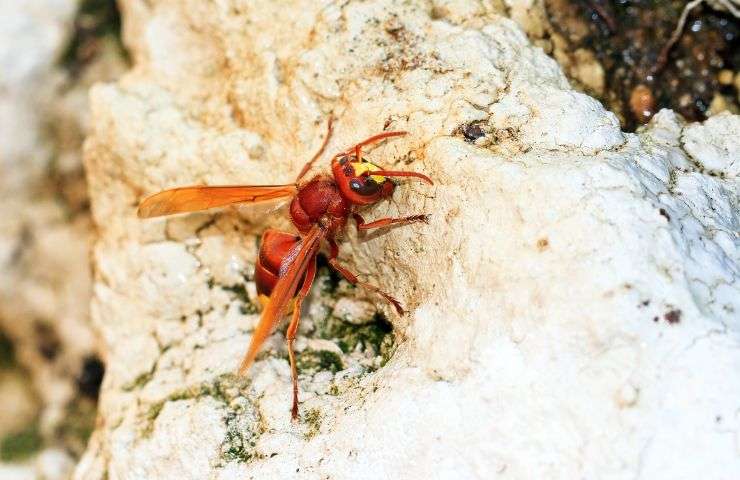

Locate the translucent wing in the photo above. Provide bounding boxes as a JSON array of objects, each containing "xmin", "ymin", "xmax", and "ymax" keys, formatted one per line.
[
  {"xmin": 137, "ymin": 184, "xmax": 297, "ymax": 218},
  {"xmin": 238, "ymin": 225, "xmax": 323, "ymax": 375}
]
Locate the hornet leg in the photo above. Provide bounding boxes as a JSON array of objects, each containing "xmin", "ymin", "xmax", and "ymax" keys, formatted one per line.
[
  {"xmin": 352, "ymin": 213, "xmax": 429, "ymax": 231},
  {"xmin": 327, "ymin": 239, "xmax": 404, "ymax": 315},
  {"xmin": 286, "ymin": 256, "xmax": 317, "ymax": 420},
  {"xmin": 296, "ymin": 117, "xmax": 334, "ymax": 182}
]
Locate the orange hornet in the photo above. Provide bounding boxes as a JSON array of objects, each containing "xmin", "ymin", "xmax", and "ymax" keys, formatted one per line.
[{"xmin": 138, "ymin": 119, "xmax": 432, "ymax": 419}]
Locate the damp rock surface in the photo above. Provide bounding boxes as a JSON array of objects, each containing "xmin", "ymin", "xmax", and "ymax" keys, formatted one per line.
[
  {"xmin": 543, "ymin": 0, "xmax": 739, "ymax": 130},
  {"xmin": 78, "ymin": 1, "xmax": 740, "ymax": 479}
]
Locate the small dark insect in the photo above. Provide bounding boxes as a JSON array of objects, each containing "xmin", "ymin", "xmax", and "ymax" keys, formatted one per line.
[{"xmin": 138, "ymin": 119, "xmax": 432, "ymax": 419}]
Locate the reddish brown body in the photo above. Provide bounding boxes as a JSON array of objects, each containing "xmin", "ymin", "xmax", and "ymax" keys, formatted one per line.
[
  {"xmin": 289, "ymin": 177, "xmax": 350, "ymax": 235},
  {"xmin": 137, "ymin": 119, "xmax": 432, "ymax": 419},
  {"xmin": 254, "ymin": 230, "xmax": 301, "ymax": 300}
]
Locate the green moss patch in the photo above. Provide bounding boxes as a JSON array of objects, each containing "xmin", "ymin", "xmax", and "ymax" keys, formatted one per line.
[
  {"xmin": 122, "ymin": 368, "xmax": 154, "ymax": 392},
  {"xmin": 303, "ymin": 408, "xmax": 322, "ymax": 440},
  {"xmin": 0, "ymin": 420, "xmax": 42, "ymax": 462},
  {"xmin": 219, "ymin": 407, "xmax": 260, "ymax": 464},
  {"xmin": 296, "ymin": 349, "xmax": 343, "ymax": 375},
  {"xmin": 142, "ymin": 373, "xmax": 251, "ymax": 438},
  {"xmin": 296, "ymin": 265, "xmax": 399, "ymax": 376},
  {"xmin": 314, "ymin": 312, "xmax": 394, "ymax": 358}
]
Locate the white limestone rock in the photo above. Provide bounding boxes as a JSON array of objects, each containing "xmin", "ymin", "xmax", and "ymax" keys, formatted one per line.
[
  {"xmin": 681, "ymin": 112, "xmax": 740, "ymax": 177},
  {"xmin": 77, "ymin": 1, "xmax": 740, "ymax": 479}
]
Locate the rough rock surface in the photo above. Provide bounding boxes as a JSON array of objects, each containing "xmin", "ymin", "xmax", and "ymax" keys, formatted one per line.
[{"xmin": 78, "ymin": 1, "xmax": 739, "ymax": 479}]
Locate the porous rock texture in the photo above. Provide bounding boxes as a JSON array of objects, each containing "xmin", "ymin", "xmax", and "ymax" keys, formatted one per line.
[{"xmin": 78, "ymin": 1, "xmax": 739, "ymax": 479}]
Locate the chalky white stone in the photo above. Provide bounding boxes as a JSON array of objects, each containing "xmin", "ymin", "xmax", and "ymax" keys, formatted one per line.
[{"xmin": 76, "ymin": 1, "xmax": 740, "ymax": 479}]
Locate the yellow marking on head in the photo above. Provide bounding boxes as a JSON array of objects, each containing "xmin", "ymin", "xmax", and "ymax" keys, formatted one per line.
[{"xmin": 351, "ymin": 161, "xmax": 386, "ymax": 184}]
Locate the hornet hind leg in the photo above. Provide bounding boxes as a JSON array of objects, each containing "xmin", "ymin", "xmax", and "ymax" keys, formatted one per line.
[
  {"xmin": 286, "ymin": 256, "xmax": 316, "ymax": 420},
  {"xmin": 327, "ymin": 239, "xmax": 404, "ymax": 315}
]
